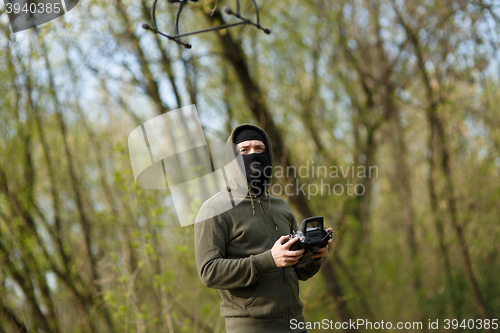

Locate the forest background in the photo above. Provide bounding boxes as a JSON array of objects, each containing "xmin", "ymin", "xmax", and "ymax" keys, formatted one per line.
[{"xmin": 1, "ymin": 0, "xmax": 499, "ymax": 332}]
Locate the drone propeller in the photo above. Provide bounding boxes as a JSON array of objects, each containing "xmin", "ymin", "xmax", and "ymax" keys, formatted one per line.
[{"xmin": 142, "ymin": 0, "xmax": 271, "ymax": 49}]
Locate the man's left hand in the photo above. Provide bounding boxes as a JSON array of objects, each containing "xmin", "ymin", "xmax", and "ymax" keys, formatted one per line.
[{"xmin": 311, "ymin": 228, "xmax": 333, "ymax": 259}]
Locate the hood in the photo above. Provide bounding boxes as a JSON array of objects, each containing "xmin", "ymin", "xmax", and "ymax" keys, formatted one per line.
[{"xmin": 225, "ymin": 123, "xmax": 274, "ymax": 196}]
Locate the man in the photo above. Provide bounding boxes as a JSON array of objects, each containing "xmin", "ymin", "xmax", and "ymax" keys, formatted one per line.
[{"xmin": 194, "ymin": 124, "xmax": 332, "ymax": 333}]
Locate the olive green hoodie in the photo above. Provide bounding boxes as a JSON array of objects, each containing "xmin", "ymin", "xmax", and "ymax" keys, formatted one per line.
[{"xmin": 194, "ymin": 124, "xmax": 322, "ymax": 333}]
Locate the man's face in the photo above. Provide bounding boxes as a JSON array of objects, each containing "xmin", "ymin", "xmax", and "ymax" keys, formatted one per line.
[
  {"xmin": 236, "ymin": 140, "xmax": 266, "ymax": 176},
  {"xmin": 236, "ymin": 140, "xmax": 265, "ymax": 155}
]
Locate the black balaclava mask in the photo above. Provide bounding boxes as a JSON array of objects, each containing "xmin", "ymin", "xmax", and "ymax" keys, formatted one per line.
[{"xmin": 234, "ymin": 128, "xmax": 272, "ymax": 197}]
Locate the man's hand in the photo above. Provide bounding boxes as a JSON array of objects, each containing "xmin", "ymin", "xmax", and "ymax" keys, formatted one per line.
[
  {"xmin": 271, "ymin": 235, "xmax": 305, "ymax": 268},
  {"xmin": 311, "ymin": 228, "xmax": 333, "ymax": 259}
]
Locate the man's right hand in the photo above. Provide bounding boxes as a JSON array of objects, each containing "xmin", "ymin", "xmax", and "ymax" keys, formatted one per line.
[{"xmin": 271, "ymin": 235, "xmax": 305, "ymax": 268}]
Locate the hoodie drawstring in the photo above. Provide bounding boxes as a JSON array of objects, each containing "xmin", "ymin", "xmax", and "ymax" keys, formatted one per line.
[
  {"xmin": 249, "ymin": 186, "xmax": 256, "ymax": 215},
  {"xmin": 266, "ymin": 191, "xmax": 278, "ymax": 231}
]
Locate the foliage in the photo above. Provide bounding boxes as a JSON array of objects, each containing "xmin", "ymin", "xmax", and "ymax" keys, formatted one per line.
[{"xmin": 0, "ymin": 0, "xmax": 499, "ymax": 332}]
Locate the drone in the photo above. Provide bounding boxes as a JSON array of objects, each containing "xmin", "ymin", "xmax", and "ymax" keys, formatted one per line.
[{"xmin": 142, "ymin": 0, "xmax": 271, "ymax": 48}]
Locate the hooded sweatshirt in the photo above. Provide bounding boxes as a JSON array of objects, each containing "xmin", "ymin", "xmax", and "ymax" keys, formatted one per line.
[{"xmin": 194, "ymin": 124, "xmax": 322, "ymax": 333}]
